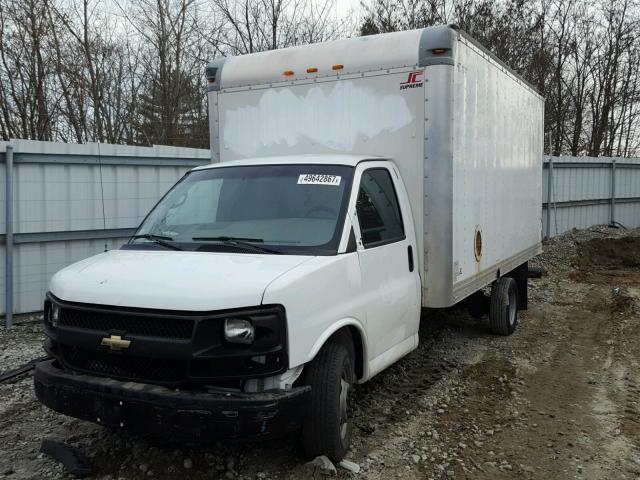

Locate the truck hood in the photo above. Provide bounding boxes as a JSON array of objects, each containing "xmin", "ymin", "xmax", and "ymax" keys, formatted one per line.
[{"xmin": 49, "ymin": 249, "xmax": 313, "ymax": 311}]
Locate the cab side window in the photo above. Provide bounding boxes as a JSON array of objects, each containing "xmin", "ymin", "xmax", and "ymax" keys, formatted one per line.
[{"xmin": 356, "ymin": 168, "xmax": 405, "ymax": 248}]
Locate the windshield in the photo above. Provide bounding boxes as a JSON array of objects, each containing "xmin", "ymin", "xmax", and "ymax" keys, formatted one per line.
[{"xmin": 130, "ymin": 164, "xmax": 354, "ymax": 255}]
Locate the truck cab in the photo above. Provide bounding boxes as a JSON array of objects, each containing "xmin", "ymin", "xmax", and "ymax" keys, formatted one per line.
[{"xmin": 36, "ymin": 155, "xmax": 421, "ymax": 461}]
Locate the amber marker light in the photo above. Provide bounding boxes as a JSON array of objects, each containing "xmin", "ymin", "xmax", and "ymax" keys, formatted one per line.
[
  {"xmin": 283, "ymin": 70, "xmax": 295, "ymax": 76},
  {"xmin": 432, "ymin": 48, "xmax": 448, "ymax": 55},
  {"xmin": 332, "ymin": 64, "xmax": 344, "ymax": 70},
  {"xmin": 306, "ymin": 67, "xmax": 318, "ymax": 73}
]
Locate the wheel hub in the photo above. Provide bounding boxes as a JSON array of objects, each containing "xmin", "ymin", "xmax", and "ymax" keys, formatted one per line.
[
  {"xmin": 508, "ymin": 287, "xmax": 517, "ymax": 325},
  {"xmin": 339, "ymin": 377, "xmax": 349, "ymax": 439}
]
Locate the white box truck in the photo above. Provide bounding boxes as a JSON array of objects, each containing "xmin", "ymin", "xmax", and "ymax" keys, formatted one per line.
[{"xmin": 35, "ymin": 25, "xmax": 543, "ymax": 462}]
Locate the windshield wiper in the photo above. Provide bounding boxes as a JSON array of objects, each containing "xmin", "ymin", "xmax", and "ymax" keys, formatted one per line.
[
  {"xmin": 192, "ymin": 236, "xmax": 281, "ymax": 254},
  {"xmin": 130, "ymin": 234, "xmax": 182, "ymax": 251}
]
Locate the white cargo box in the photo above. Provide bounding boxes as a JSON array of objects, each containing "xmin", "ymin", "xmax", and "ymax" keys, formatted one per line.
[{"xmin": 206, "ymin": 25, "xmax": 544, "ymax": 308}]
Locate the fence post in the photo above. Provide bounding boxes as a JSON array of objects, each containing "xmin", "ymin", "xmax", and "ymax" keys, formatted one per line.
[
  {"xmin": 545, "ymin": 156, "xmax": 553, "ymax": 240},
  {"xmin": 4, "ymin": 145, "xmax": 13, "ymax": 329},
  {"xmin": 610, "ymin": 159, "xmax": 616, "ymax": 226}
]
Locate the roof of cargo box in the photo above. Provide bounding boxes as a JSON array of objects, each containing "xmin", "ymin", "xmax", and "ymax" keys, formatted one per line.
[{"xmin": 206, "ymin": 25, "xmax": 459, "ymax": 91}]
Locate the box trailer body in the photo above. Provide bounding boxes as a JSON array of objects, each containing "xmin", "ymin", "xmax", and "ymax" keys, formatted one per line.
[
  {"xmin": 35, "ymin": 25, "xmax": 544, "ymax": 462},
  {"xmin": 207, "ymin": 25, "xmax": 544, "ymax": 308}
]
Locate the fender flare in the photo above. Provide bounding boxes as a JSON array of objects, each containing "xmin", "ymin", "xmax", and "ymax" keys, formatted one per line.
[{"xmin": 307, "ymin": 318, "xmax": 369, "ymax": 381}]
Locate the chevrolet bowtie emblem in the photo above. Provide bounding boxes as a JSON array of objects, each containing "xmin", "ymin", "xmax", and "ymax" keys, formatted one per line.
[{"xmin": 100, "ymin": 335, "xmax": 131, "ymax": 351}]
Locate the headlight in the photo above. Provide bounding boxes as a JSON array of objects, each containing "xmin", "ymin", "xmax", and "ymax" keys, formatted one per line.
[
  {"xmin": 51, "ymin": 305, "xmax": 60, "ymax": 327},
  {"xmin": 224, "ymin": 318, "xmax": 255, "ymax": 344},
  {"xmin": 45, "ymin": 300, "xmax": 60, "ymax": 328}
]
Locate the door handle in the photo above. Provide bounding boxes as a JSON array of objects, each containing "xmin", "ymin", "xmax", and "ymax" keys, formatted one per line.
[{"xmin": 407, "ymin": 245, "xmax": 414, "ymax": 272}]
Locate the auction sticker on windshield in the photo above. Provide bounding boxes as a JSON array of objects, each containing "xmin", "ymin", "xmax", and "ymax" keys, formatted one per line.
[{"xmin": 297, "ymin": 174, "xmax": 342, "ymax": 186}]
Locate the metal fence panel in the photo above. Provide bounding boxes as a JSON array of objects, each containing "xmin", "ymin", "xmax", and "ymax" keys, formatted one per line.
[
  {"xmin": 13, "ymin": 163, "xmax": 187, "ymax": 232},
  {"xmin": 617, "ymin": 164, "xmax": 640, "ymax": 198},
  {"xmin": 0, "ymin": 245, "xmax": 4, "ymax": 315},
  {"xmin": 12, "ymin": 237, "xmax": 131, "ymax": 314},
  {"xmin": 543, "ymin": 156, "xmax": 640, "ymax": 238},
  {"xmin": 1, "ymin": 140, "xmax": 210, "ymax": 322},
  {"xmin": 0, "ymin": 156, "xmax": 5, "ymax": 235},
  {"xmin": 542, "ymin": 203, "xmax": 611, "ymax": 237},
  {"xmin": 616, "ymin": 201, "xmax": 640, "ymax": 228}
]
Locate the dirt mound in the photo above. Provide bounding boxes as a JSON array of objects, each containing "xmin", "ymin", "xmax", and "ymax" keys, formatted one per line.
[{"xmin": 574, "ymin": 235, "xmax": 640, "ymax": 269}]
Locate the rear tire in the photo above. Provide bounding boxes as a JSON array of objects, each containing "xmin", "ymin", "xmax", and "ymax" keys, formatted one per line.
[
  {"xmin": 489, "ymin": 276, "xmax": 518, "ymax": 335},
  {"xmin": 302, "ymin": 342, "xmax": 354, "ymax": 463}
]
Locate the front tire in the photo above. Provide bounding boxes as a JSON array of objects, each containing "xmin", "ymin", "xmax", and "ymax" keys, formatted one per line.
[
  {"xmin": 489, "ymin": 276, "xmax": 519, "ymax": 335},
  {"xmin": 302, "ymin": 342, "xmax": 354, "ymax": 463}
]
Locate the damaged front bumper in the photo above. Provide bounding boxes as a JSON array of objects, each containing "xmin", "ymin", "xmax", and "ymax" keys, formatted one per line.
[{"xmin": 34, "ymin": 359, "xmax": 310, "ymax": 441}]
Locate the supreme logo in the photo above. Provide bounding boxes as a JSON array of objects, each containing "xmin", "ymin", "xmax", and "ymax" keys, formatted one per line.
[{"xmin": 400, "ymin": 71, "xmax": 424, "ymax": 90}]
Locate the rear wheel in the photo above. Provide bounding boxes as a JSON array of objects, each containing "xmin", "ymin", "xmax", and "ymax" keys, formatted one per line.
[
  {"xmin": 489, "ymin": 276, "xmax": 518, "ymax": 335},
  {"xmin": 302, "ymin": 341, "xmax": 354, "ymax": 463}
]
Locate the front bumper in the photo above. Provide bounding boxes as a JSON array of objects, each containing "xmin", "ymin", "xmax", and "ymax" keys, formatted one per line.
[{"xmin": 34, "ymin": 360, "xmax": 310, "ymax": 442}]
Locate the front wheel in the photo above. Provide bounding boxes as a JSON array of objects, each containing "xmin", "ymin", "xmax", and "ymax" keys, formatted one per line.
[
  {"xmin": 489, "ymin": 276, "xmax": 519, "ymax": 335},
  {"xmin": 302, "ymin": 341, "xmax": 354, "ymax": 462}
]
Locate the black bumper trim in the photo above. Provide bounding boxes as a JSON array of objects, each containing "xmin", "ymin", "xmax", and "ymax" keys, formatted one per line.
[{"xmin": 34, "ymin": 360, "xmax": 310, "ymax": 441}]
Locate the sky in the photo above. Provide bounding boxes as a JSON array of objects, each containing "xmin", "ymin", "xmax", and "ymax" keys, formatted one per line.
[{"xmin": 335, "ymin": 0, "xmax": 366, "ymax": 19}]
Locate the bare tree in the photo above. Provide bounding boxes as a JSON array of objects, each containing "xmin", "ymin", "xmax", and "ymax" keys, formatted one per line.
[
  {"xmin": 0, "ymin": 0, "xmax": 57, "ymax": 140},
  {"xmin": 118, "ymin": 0, "xmax": 210, "ymax": 146},
  {"xmin": 212, "ymin": 0, "xmax": 341, "ymax": 54},
  {"xmin": 588, "ymin": 0, "xmax": 638, "ymax": 156},
  {"xmin": 46, "ymin": 0, "xmax": 144, "ymax": 143}
]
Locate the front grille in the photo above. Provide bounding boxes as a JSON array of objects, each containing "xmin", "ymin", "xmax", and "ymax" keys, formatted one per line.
[
  {"xmin": 47, "ymin": 296, "xmax": 288, "ymax": 384},
  {"xmin": 61, "ymin": 345, "xmax": 186, "ymax": 384},
  {"xmin": 59, "ymin": 308, "xmax": 194, "ymax": 340}
]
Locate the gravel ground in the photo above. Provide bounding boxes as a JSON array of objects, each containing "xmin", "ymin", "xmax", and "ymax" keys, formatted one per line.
[{"xmin": 1, "ymin": 225, "xmax": 640, "ymax": 480}]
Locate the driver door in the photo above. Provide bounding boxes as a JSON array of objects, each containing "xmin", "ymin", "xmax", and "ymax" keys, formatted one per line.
[{"xmin": 350, "ymin": 162, "xmax": 421, "ymax": 375}]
